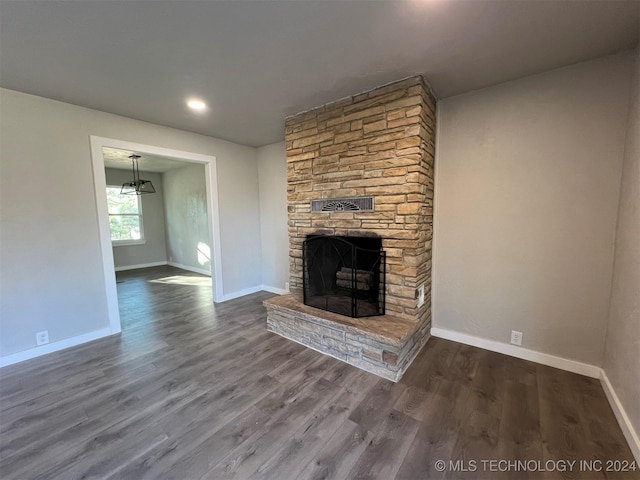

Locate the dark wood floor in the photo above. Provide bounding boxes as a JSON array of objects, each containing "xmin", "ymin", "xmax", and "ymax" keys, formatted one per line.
[{"xmin": 0, "ymin": 265, "xmax": 634, "ymax": 479}]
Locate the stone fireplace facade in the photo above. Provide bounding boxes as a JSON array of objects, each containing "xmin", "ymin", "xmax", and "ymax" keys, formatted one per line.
[{"xmin": 265, "ymin": 76, "xmax": 436, "ymax": 381}]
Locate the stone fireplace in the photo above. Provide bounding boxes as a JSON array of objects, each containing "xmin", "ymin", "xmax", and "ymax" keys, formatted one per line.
[{"xmin": 265, "ymin": 76, "xmax": 436, "ymax": 381}]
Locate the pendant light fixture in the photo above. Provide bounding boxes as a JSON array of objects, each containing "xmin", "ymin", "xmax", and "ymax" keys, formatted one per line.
[{"xmin": 121, "ymin": 154, "xmax": 156, "ymax": 195}]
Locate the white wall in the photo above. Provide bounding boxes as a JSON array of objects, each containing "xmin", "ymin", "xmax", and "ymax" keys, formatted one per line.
[
  {"xmin": 603, "ymin": 46, "xmax": 640, "ymax": 446},
  {"xmin": 217, "ymin": 149, "xmax": 262, "ymax": 297},
  {"xmin": 163, "ymin": 164, "xmax": 211, "ymax": 274},
  {"xmin": 105, "ymin": 168, "xmax": 168, "ymax": 269},
  {"xmin": 433, "ymin": 52, "xmax": 634, "ymax": 366},
  {"xmin": 257, "ymin": 142, "xmax": 288, "ymax": 292},
  {"xmin": 0, "ymin": 88, "xmax": 260, "ymax": 358}
]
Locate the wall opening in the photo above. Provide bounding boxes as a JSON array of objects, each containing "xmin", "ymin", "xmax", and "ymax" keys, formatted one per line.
[{"xmin": 90, "ymin": 136, "xmax": 223, "ymax": 334}]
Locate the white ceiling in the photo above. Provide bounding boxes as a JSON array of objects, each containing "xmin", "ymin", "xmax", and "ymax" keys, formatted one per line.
[
  {"xmin": 102, "ymin": 147, "xmax": 190, "ymax": 173},
  {"xmin": 1, "ymin": 0, "xmax": 638, "ymax": 147}
]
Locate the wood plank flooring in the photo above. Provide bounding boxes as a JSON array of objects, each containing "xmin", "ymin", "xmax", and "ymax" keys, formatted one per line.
[{"xmin": 0, "ymin": 266, "xmax": 635, "ymax": 479}]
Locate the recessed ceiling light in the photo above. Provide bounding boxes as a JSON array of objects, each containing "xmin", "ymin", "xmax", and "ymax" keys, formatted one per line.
[{"xmin": 187, "ymin": 99, "xmax": 207, "ymax": 111}]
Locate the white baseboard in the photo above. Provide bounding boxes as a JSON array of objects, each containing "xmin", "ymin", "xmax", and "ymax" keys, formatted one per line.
[
  {"xmin": 167, "ymin": 262, "xmax": 211, "ymax": 276},
  {"xmin": 114, "ymin": 261, "xmax": 167, "ymax": 272},
  {"xmin": 600, "ymin": 370, "xmax": 640, "ymax": 463},
  {"xmin": 261, "ymin": 285, "xmax": 289, "ymax": 295},
  {"xmin": 220, "ymin": 285, "xmax": 264, "ymax": 302},
  {"xmin": 219, "ymin": 284, "xmax": 288, "ymax": 302},
  {"xmin": 430, "ymin": 327, "xmax": 601, "ymax": 378},
  {"xmin": 0, "ymin": 327, "xmax": 114, "ymax": 368}
]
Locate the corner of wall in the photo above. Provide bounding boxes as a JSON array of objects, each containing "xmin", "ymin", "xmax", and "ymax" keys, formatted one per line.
[{"xmin": 600, "ymin": 42, "xmax": 640, "ymax": 464}]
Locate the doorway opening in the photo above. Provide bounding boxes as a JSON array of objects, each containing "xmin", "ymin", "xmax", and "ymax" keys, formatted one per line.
[{"xmin": 90, "ymin": 136, "xmax": 223, "ymax": 334}]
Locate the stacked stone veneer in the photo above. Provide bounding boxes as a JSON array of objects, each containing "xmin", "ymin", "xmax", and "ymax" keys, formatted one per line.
[
  {"xmin": 269, "ymin": 76, "xmax": 436, "ymax": 381},
  {"xmin": 265, "ymin": 295, "xmax": 431, "ymax": 382}
]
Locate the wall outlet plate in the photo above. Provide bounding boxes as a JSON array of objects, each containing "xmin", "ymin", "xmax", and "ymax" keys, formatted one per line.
[
  {"xmin": 285, "ymin": 282, "xmax": 290, "ymax": 292},
  {"xmin": 510, "ymin": 330, "xmax": 523, "ymax": 346},
  {"xmin": 36, "ymin": 330, "xmax": 49, "ymax": 346},
  {"xmin": 417, "ymin": 284, "xmax": 425, "ymax": 307}
]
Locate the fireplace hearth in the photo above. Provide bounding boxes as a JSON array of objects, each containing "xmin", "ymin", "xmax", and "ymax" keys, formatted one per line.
[{"xmin": 303, "ymin": 235, "xmax": 385, "ymax": 318}]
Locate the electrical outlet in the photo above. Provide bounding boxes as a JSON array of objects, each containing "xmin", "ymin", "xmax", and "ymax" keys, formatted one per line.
[
  {"xmin": 285, "ymin": 282, "xmax": 290, "ymax": 292},
  {"xmin": 36, "ymin": 330, "xmax": 49, "ymax": 346},
  {"xmin": 417, "ymin": 284, "xmax": 425, "ymax": 307},
  {"xmin": 510, "ymin": 330, "xmax": 523, "ymax": 346}
]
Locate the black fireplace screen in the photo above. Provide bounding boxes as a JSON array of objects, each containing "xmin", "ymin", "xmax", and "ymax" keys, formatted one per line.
[{"xmin": 303, "ymin": 235, "xmax": 385, "ymax": 318}]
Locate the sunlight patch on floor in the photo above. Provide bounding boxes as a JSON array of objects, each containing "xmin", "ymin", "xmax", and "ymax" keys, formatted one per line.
[{"xmin": 149, "ymin": 275, "xmax": 211, "ymax": 286}]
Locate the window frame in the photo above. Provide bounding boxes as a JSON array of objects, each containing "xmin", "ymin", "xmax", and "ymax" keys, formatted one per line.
[{"xmin": 106, "ymin": 185, "xmax": 146, "ymax": 246}]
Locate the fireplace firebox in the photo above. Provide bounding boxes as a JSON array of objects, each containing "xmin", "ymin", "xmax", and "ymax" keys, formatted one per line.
[{"xmin": 303, "ymin": 235, "xmax": 385, "ymax": 318}]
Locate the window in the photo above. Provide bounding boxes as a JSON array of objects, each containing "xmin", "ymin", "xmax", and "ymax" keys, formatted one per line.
[{"xmin": 106, "ymin": 186, "xmax": 145, "ymax": 244}]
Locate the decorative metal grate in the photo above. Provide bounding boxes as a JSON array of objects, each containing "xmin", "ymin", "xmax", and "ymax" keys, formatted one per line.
[{"xmin": 311, "ymin": 196, "xmax": 374, "ymax": 213}]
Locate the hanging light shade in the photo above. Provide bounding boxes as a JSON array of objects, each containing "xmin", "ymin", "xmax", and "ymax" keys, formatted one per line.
[{"xmin": 121, "ymin": 154, "xmax": 156, "ymax": 195}]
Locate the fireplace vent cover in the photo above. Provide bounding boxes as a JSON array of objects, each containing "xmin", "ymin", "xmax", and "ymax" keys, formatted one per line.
[{"xmin": 311, "ymin": 196, "xmax": 374, "ymax": 213}]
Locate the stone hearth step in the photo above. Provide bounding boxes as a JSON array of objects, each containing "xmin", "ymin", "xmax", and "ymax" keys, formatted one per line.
[{"xmin": 264, "ymin": 294, "xmax": 430, "ymax": 382}]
